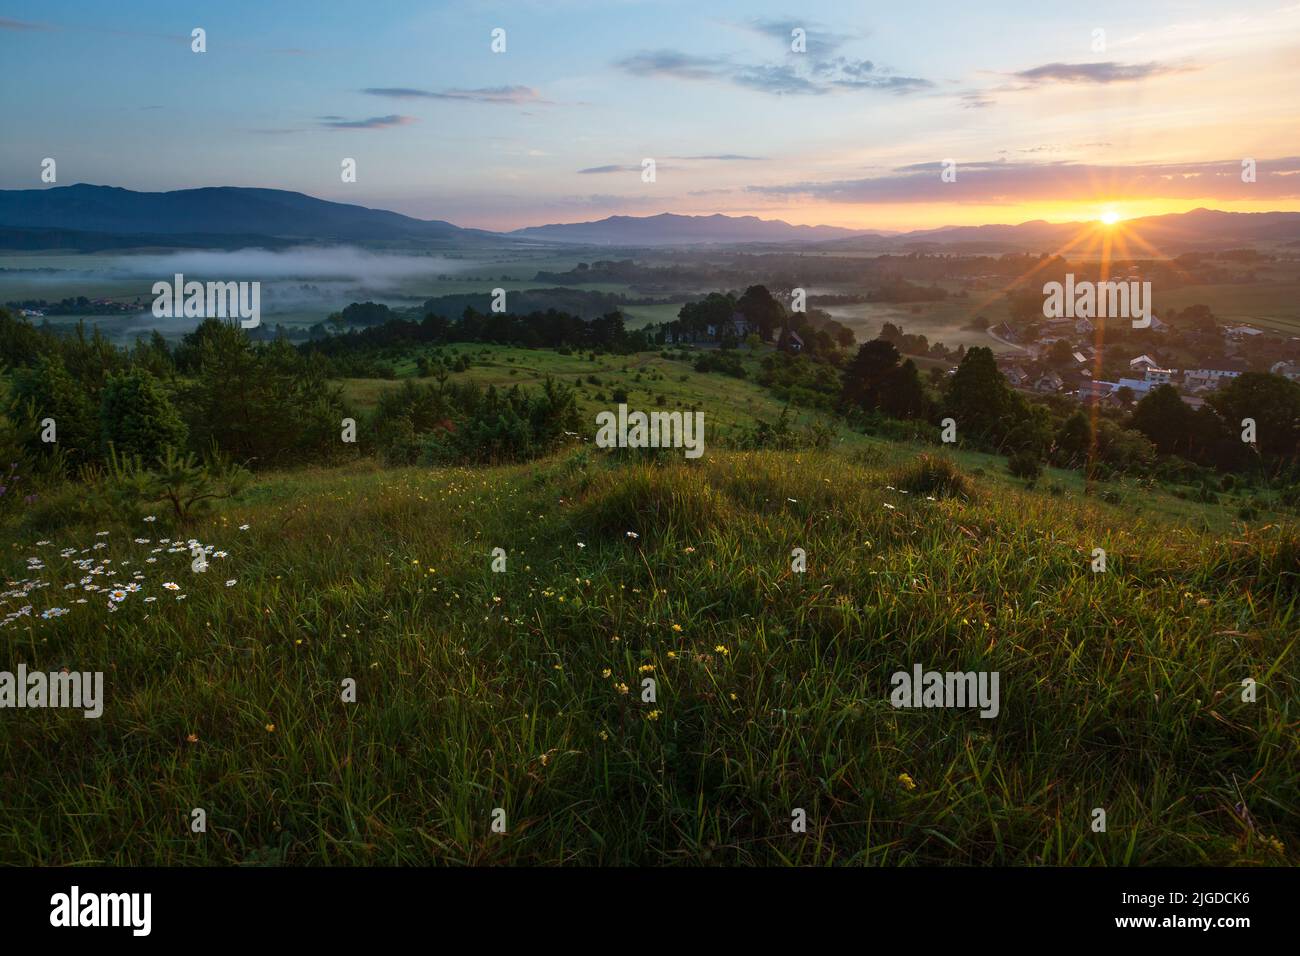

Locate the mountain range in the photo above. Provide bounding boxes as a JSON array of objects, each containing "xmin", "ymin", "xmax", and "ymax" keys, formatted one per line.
[{"xmin": 2, "ymin": 184, "xmax": 1299, "ymax": 251}]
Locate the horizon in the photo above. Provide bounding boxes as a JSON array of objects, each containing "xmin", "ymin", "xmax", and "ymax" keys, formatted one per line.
[
  {"xmin": 9, "ymin": 181, "xmax": 1299, "ymax": 238},
  {"xmin": 3, "ymin": 0, "xmax": 1299, "ymax": 232}
]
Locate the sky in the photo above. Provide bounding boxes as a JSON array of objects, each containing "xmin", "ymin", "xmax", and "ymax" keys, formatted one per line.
[{"xmin": 2, "ymin": 0, "xmax": 1299, "ymax": 232}]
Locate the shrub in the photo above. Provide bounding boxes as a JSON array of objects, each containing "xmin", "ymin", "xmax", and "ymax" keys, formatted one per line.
[
  {"xmin": 1007, "ymin": 449, "xmax": 1042, "ymax": 483},
  {"xmin": 892, "ymin": 453, "xmax": 972, "ymax": 499},
  {"xmin": 99, "ymin": 368, "xmax": 187, "ymax": 463}
]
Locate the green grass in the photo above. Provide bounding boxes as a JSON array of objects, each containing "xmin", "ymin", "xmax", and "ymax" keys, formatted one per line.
[
  {"xmin": 0, "ymin": 445, "xmax": 1294, "ymax": 865},
  {"xmin": 340, "ymin": 342, "xmax": 836, "ymax": 436}
]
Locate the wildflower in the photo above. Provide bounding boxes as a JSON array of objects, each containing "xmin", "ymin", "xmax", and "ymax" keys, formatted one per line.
[
  {"xmin": 683, "ymin": 546, "xmax": 695, "ymax": 554},
  {"xmin": 884, "ymin": 503, "xmax": 897, "ymax": 511},
  {"xmin": 186, "ymin": 733, "xmax": 199, "ymax": 743},
  {"xmin": 671, "ymin": 623, "xmax": 683, "ymax": 633},
  {"xmin": 639, "ymin": 664, "xmax": 654, "ymax": 674},
  {"xmin": 109, "ymin": 589, "xmax": 128, "ymax": 602},
  {"xmin": 163, "ymin": 582, "xmax": 180, "ymax": 591},
  {"xmin": 225, "ymin": 580, "xmax": 237, "ymax": 587},
  {"xmin": 626, "ymin": 531, "xmax": 639, "ymax": 539},
  {"xmin": 646, "ymin": 710, "xmax": 661, "ymax": 721},
  {"xmin": 601, "ymin": 668, "xmax": 612, "ymax": 678},
  {"xmin": 265, "ymin": 723, "xmax": 275, "ymax": 732},
  {"xmin": 239, "ymin": 524, "xmax": 250, "ymax": 531},
  {"xmin": 714, "ymin": 645, "xmax": 730, "ymax": 656},
  {"xmin": 40, "ymin": 607, "xmax": 69, "ymax": 619},
  {"xmin": 143, "ymin": 516, "xmax": 156, "ymax": 522},
  {"xmin": 614, "ymin": 682, "xmax": 629, "ymax": 695},
  {"xmin": 577, "ymin": 542, "xmax": 586, "ymax": 549},
  {"xmin": 898, "ymin": 773, "xmax": 917, "ymax": 791}
]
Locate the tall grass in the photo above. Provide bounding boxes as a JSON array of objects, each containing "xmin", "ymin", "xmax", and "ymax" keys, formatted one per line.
[{"xmin": 0, "ymin": 449, "xmax": 1294, "ymax": 865}]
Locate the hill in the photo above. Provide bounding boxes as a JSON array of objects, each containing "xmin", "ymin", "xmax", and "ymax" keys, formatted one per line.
[
  {"xmin": 511, "ymin": 212, "xmax": 873, "ymax": 245},
  {"xmin": 1, "ymin": 443, "xmax": 1294, "ymax": 865},
  {"xmin": 820, "ymin": 208, "xmax": 1300, "ymax": 253},
  {"xmin": 0, "ymin": 184, "xmax": 501, "ymax": 247}
]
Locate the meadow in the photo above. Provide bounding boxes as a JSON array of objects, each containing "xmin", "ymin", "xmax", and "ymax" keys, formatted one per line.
[{"xmin": 0, "ymin": 440, "xmax": 1295, "ymax": 865}]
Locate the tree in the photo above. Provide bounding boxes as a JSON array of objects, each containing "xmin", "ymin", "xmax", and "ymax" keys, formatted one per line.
[
  {"xmin": 1208, "ymin": 372, "xmax": 1300, "ymax": 466},
  {"xmin": 880, "ymin": 359, "xmax": 929, "ymax": 420},
  {"xmin": 1053, "ymin": 410, "xmax": 1093, "ymax": 467},
  {"xmin": 735, "ymin": 285, "xmax": 786, "ymax": 341},
  {"xmin": 12, "ymin": 354, "xmax": 98, "ymax": 468},
  {"xmin": 841, "ymin": 339, "xmax": 901, "ymax": 412},
  {"xmin": 99, "ymin": 368, "xmax": 188, "ymax": 463},
  {"xmin": 1129, "ymin": 384, "xmax": 1200, "ymax": 459},
  {"xmin": 943, "ymin": 346, "xmax": 1023, "ymax": 448}
]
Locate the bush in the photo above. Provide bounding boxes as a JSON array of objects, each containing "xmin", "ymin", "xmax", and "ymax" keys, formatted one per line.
[
  {"xmin": 99, "ymin": 367, "xmax": 187, "ymax": 463},
  {"xmin": 1007, "ymin": 449, "xmax": 1042, "ymax": 483},
  {"xmin": 892, "ymin": 453, "xmax": 972, "ymax": 499}
]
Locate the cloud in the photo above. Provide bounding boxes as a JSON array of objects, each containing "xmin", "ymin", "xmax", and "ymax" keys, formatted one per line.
[
  {"xmin": 740, "ymin": 17, "xmax": 857, "ymax": 54},
  {"xmin": 318, "ymin": 114, "xmax": 416, "ymax": 130},
  {"xmin": 0, "ymin": 16, "xmax": 52, "ymax": 30},
  {"xmin": 362, "ymin": 85, "xmax": 548, "ymax": 105},
  {"xmin": 616, "ymin": 50, "xmax": 724, "ymax": 81},
  {"xmin": 671, "ymin": 154, "xmax": 767, "ymax": 161},
  {"xmin": 747, "ymin": 156, "xmax": 1300, "ymax": 204},
  {"xmin": 1011, "ymin": 60, "xmax": 1192, "ymax": 85},
  {"xmin": 615, "ymin": 48, "xmax": 930, "ymax": 96},
  {"xmin": 578, "ymin": 165, "xmax": 641, "ymax": 175}
]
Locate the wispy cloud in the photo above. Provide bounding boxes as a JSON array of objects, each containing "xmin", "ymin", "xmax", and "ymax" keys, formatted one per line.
[
  {"xmin": 748, "ymin": 157, "xmax": 1300, "ymax": 204},
  {"xmin": 615, "ymin": 48, "xmax": 930, "ymax": 95},
  {"xmin": 318, "ymin": 114, "xmax": 416, "ymax": 130},
  {"xmin": 738, "ymin": 17, "xmax": 858, "ymax": 55},
  {"xmin": 671, "ymin": 154, "xmax": 767, "ymax": 161},
  {"xmin": 1011, "ymin": 60, "xmax": 1193, "ymax": 85},
  {"xmin": 362, "ymin": 85, "xmax": 548, "ymax": 105},
  {"xmin": 0, "ymin": 16, "xmax": 53, "ymax": 30}
]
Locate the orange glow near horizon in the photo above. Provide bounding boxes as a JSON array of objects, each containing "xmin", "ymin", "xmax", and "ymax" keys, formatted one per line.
[{"xmin": 665, "ymin": 197, "xmax": 1300, "ymax": 237}]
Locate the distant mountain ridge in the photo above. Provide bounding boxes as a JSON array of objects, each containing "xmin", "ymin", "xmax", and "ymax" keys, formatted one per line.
[
  {"xmin": 0, "ymin": 183, "xmax": 498, "ymax": 246},
  {"xmin": 1, "ymin": 185, "xmax": 1298, "ymax": 251},
  {"xmin": 824, "ymin": 208, "xmax": 1300, "ymax": 251},
  {"xmin": 511, "ymin": 212, "xmax": 873, "ymax": 245}
]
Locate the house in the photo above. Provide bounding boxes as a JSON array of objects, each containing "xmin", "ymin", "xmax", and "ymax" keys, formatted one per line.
[
  {"xmin": 1003, "ymin": 365, "xmax": 1030, "ymax": 387},
  {"xmin": 1269, "ymin": 360, "xmax": 1300, "ymax": 382},
  {"xmin": 1224, "ymin": 325, "xmax": 1264, "ymax": 341},
  {"xmin": 1034, "ymin": 372, "xmax": 1064, "ymax": 393},
  {"xmin": 1129, "ymin": 354, "xmax": 1161, "ymax": 372},
  {"xmin": 1074, "ymin": 317, "xmax": 1095, "ymax": 334},
  {"xmin": 1071, "ymin": 350, "xmax": 1088, "ymax": 365},
  {"xmin": 1143, "ymin": 366, "xmax": 1175, "ymax": 385},
  {"xmin": 787, "ymin": 330, "xmax": 803, "ymax": 353},
  {"xmin": 1116, "ymin": 377, "xmax": 1154, "ymax": 395},
  {"xmin": 727, "ymin": 312, "xmax": 752, "ymax": 339},
  {"xmin": 1148, "ymin": 315, "xmax": 1169, "ymax": 333},
  {"xmin": 1077, "ymin": 381, "xmax": 1114, "ymax": 400},
  {"xmin": 1183, "ymin": 364, "xmax": 1246, "ymax": 391}
]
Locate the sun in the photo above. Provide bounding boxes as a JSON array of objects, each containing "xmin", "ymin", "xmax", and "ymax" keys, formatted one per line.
[{"xmin": 1099, "ymin": 209, "xmax": 1122, "ymax": 226}]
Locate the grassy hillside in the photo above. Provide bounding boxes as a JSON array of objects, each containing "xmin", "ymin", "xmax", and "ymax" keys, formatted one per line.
[{"xmin": 1, "ymin": 444, "xmax": 1294, "ymax": 865}]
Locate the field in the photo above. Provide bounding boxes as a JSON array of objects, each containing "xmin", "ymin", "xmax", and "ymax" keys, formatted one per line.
[
  {"xmin": 1157, "ymin": 282, "xmax": 1300, "ymax": 337},
  {"xmin": 1, "ymin": 442, "xmax": 1295, "ymax": 865},
  {"xmin": 339, "ymin": 343, "xmax": 830, "ymax": 437}
]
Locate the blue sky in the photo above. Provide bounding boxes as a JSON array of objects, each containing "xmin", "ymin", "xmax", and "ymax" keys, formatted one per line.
[{"xmin": 3, "ymin": 0, "xmax": 1299, "ymax": 230}]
